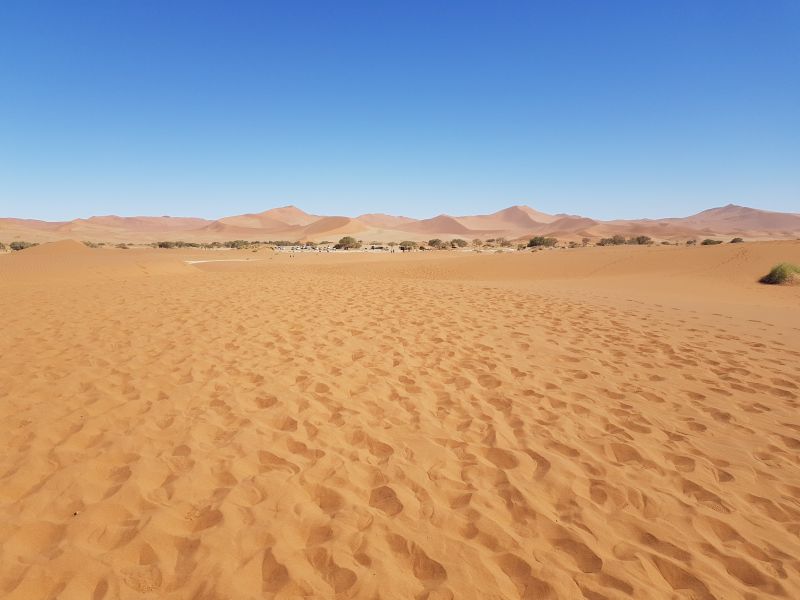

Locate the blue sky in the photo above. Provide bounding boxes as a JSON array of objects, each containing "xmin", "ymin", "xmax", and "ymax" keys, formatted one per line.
[{"xmin": 1, "ymin": 1, "xmax": 798, "ymax": 221}]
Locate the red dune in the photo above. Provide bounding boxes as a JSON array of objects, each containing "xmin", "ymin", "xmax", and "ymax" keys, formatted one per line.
[
  {"xmin": 302, "ymin": 216, "xmax": 367, "ymax": 237},
  {"xmin": 398, "ymin": 214, "xmax": 474, "ymax": 235},
  {"xmin": 357, "ymin": 213, "xmax": 418, "ymax": 228},
  {"xmin": 3, "ymin": 204, "xmax": 799, "ymax": 244}
]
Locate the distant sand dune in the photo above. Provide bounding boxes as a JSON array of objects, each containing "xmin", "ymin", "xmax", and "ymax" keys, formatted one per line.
[
  {"xmin": 0, "ymin": 240, "xmax": 799, "ymax": 598},
  {"xmin": 2, "ymin": 203, "xmax": 799, "ymax": 243}
]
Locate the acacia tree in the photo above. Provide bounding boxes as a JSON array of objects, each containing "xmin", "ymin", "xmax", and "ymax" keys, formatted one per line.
[
  {"xmin": 527, "ymin": 236, "xmax": 558, "ymax": 248},
  {"xmin": 334, "ymin": 236, "xmax": 361, "ymax": 249}
]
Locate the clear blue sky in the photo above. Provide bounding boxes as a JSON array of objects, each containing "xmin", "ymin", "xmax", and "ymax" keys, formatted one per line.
[{"xmin": 1, "ymin": 1, "xmax": 798, "ymax": 221}]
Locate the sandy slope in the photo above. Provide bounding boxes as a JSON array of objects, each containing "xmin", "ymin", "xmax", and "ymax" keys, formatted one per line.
[{"xmin": 0, "ymin": 241, "xmax": 799, "ymax": 599}]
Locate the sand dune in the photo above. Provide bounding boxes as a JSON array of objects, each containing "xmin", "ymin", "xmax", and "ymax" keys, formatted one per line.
[
  {"xmin": 1, "ymin": 240, "xmax": 799, "ymax": 598},
  {"xmin": 397, "ymin": 214, "xmax": 475, "ymax": 235},
  {"xmin": 3, "ymin": 203, "xmax": 799, "ymax": 244}
]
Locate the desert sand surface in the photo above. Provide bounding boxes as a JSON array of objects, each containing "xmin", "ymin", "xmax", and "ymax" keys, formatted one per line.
[{"xmin": 1, "ymin": 240, "xmax": 799, "ymax": 599}]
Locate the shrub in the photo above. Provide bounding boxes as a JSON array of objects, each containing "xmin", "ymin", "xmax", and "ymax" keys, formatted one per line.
[
  {"xmin": 10, "ymin": 241, "xmax": 36, "ymax": 251},
  {"xmin": 83, "ymin": 241, "xmax": 99, "ymax": 248},
  {"xmin": 759, "ymin": 263, "xmax": 800, "ymax": 285},
  {"xmin": 581, "ymin": 237, "xmax": 591, "ymax": 246},
  {"xmin": 701, "ymin": 239, "xmax": 723, "ymax": 245},
  {"xmin": 334, "ymin": 236, "xmax": 361, "ymax": 250},
  {"xmin": 730, "ymin": 237, "xmax": 744, "ymax": 243},
  {"xmin": 597, "ymin": 234, "xmax": 626, "ymax": 246},
  {"xmin": 223, "ymin": 240, "xmax": 249, "ymax": 249},
  {"xmin": 0, "ymin": 242, "xmax": 6, "ymax": 251},
  {"xmin": 686, "ymin": 239, "xmax": 697, "ymax": 245},
  {"xmin": 628, "ymin": 235, "xmax": 652, "ymax": 245},
  {"xmin": 451, "ymin": 238, "xmax": 468, "ymax": 248},
  {"xmin": 399, "ymin": 240, "xmax": 417, "ymax": 251},
  {"xmin": 428, "ymin": 239, "xmax": 445, "ymax": 249},
  {"xmin": 472, "ymin": 238, "xmax": 482, "ymax": 247},
  {"xmin": 527, "ymin": 236, "xmax": 558, "ymax": 248}
]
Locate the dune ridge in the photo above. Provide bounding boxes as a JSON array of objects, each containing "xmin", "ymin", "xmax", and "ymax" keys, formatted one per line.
[{"xmin": 2, "ymin": 203, "xmax": 799, "ymax": 244}]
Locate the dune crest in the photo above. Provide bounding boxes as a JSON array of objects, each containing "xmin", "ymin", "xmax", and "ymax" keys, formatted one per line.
[{"xmin": 3, "ymin": 203, "xmax": 799, "ymax": 244}]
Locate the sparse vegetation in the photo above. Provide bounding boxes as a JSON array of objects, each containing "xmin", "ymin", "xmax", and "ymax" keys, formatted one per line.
[
  {"xmin": 428, "ymin": 239, "xmax": 446, "ymax": 249},
  {"xmin": 701, "ymin": 239, "xmax": 723, "ymax": 245},
  {"xmin": 527, "ymin": 236, "xmax": 558, "ymax": 248},
  {"xmin": 686, "ymin": 239, "xmax": 697, "ymax": 245},
  {"xmin": 759, "ymin": 263, "xmax": 800, "ymax": 285},
  {"xmin": 116, "ymin": 243, "xmax": 129, "ymax": 249},
  {"xmin": 0, "ymin": 242, "xmax": 6, "ymax": 251},
  {"xmin": 451, "ymin": 238, "xmax": 468, "ymax": 248},
  {"xmin": 597, "ymin": 234, "xmax": 626, "ymax": 246},
  {"xmin": 10, "ymin": 241, "xmax": 36, "ymax": 251},
  {"xmin": 156, "ymin": 240, "xmax": 201, "ymax": 248},
  {"xmin": 399, "ymin": 240, "xmax": 417, "ymax": 251},
  {"xmin": 730, "ymin": 237, "xmax": 744, "ymax": 243},
  {"xmin": 83, "ymin": 241, "xmax": 99, "ymax": 248}
]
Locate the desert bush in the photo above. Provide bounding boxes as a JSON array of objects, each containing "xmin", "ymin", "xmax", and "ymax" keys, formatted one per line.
[
  {"xmin": 10, "ymin": 241, "xmax": 36, "ymax": 251},
  {"xmin": 115, "ymin": 243, "xmax": 129, "ymax": 249},
  {"xmin": 223, "ymin": 240, "xmax": 249, "ymax": 249},
  {"xmin": 628, "ymin": 235, "xmax": 652, "ymax": 245},
  {"xmin": 428, "ymin": 239, "xmax": 446, "ymax": 249},
  {"xmin": 83, "ymin": 241, "xmax": 99, "ymax": 248},
  {"xmin": 451, "ymin": 238, "xmax": 468, "ymax": 248},
  {"xmin": 399, "ymin": 240, "xmax": 417, "ymax": 251},
  {"xmin": 0, "ymin": 242, "xmax": 6, "ymax": 251},
  {"xmin": 701, "ymin": 239, "xmax": 723, "ymax": 245},
  {"xmin": 527, "ymin": 236, "xmax": 558, "ymax": 248},
  {"xmin": 730, "ymin": 237, "xmax": 744, "ymax": 243},
  {"xmin": 472, "ymin": 238, "xmax": 482, "ymax": 247},
  {"xmin": 759, "ymin": 263, "xmax": 800, "ymax": 285},
  {"xmin": 597, "ymin": 234, "xmax": 626, "ymax": 246},
  {"xmin": 686, "ymin": 239, "xmax": 697, "ymax": 245},
  {"xmin": 581, "ymin": 237, "xmax": 591, "ymax": 246},
  {"xmin": 334, "ymin": 236, "xmax": 361, "ymax": 250}
]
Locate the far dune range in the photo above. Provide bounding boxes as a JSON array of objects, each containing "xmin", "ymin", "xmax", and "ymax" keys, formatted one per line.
[
  {"xmin": 2, "ymin": 203, "xmax": 800, "ymax": 244},
  {"xmin": 0, "ymin": 239, "xmax": 799, "ymax": 598}
]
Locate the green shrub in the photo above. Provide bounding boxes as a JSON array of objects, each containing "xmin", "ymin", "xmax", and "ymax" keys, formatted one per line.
[
  {"xmin": 527, "ymin": 236, "xmax": 558, "ymax": 247},
  {"xmin": 597, "ymin": 234, "xmax": 626, "ymax": 246},
  {"xmin": 701, "ymin": 239, "xmax": 723, "ymax": 245},
  {"xmin": 628, "ymin": 235, "xmax": 652, "ymax": 245},
  {"xmin": 730, "ymin": 237, "xmax": 744, "ymax": 243},
  {"xmin": 759, "ymin": 263, "xmax": 800, "ymax": 285},
  {"xmin": 10, "ymin": 241, "xmax": 36, "ymax": 251},
  {"xmin": 334, "ymin": 236, "xmax": 361, "ymax": 250},
  {"xmin": 428, "ymin": 239, "xmax": 445, "ymax": 249}
]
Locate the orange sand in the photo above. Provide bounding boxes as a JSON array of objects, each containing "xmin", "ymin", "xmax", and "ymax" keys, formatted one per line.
[{"xmin": 1, "ymin": 240, "xmax": 799, "ymax": 599}]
